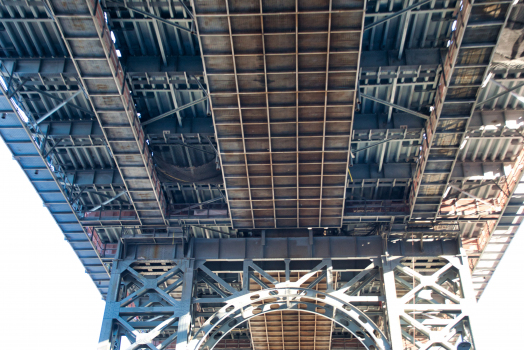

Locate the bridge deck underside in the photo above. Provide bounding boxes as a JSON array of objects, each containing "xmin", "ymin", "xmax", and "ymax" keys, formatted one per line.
[{"xmin": 194, "ymin": 0, "xmax": 365, "ymax": 229}]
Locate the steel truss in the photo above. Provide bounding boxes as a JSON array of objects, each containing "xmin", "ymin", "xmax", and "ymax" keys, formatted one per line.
[{"xmin": 97, "ymin": 237, "xmax": 475, "ymax": 350}]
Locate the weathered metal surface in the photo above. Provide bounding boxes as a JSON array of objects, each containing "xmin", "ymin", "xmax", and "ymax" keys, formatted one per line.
[
  {"xmin": 121, "ymin": 236, "xmax": 459, "ymax": 261},
  {"xmin": 193, "ymin": 0, "xmax": 366, "ymax": 229},
  {"xmin": 45, "ymin": 0, "xmax": 169, "ymax": 226}
]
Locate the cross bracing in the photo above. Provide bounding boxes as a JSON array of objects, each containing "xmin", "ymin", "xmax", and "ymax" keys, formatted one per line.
[{"xmin": 0, "ymin": 0, "xmax": 524, "ymax": 348}]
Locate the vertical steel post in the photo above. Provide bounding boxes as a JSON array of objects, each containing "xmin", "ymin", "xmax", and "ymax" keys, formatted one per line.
[
  {"xmin": 455, "ymin": 248, "xmax": 478, "ymax": 348},
  {"xmin": 381, "ymin": 256, "xmax": 403, "ymax": 350},
  {"xmin": 97, "ymin": 261, "xmax": 122, "ymax": 350},
  {"xmin": 176, "ymin": 259, "xmax": 195, "ymax": 350}
]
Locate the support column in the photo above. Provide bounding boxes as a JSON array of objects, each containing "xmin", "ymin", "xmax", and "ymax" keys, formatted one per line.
[
  {"xmin": 97, "ymin": 261, "xmax": 123, "ymax": 350},
  {"xmin": 176, "ymin": 259, "xmax": 195, "ymax": 350},
  {"xmin": 381, "ymin": 256, "xmax": 403, "ymax": 350},
  {"xmin": 95, "ymin": 255, "xmax": 194, "ymax": 350},
  {"xmin": 453, "ymin": 248, "xmax": 478, "ymax": 348}
]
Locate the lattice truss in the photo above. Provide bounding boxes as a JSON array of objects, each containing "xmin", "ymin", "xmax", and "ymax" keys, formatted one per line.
[
  {"xmin": 99, "ymin": 259, "xmax": 194, "ymax": 350},
  {"xmin": 97, "ymin": 250, "xmax": 476, "ymax": 350},
  {"xmin": 382, "ymin": 255, "xmax": 476, "ymax": 350}
]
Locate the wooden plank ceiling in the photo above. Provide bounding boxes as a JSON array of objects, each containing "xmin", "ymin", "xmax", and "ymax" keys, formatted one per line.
[{"xmin": 193, "ymin": 0, "xmax": 366, "ymax": 229}]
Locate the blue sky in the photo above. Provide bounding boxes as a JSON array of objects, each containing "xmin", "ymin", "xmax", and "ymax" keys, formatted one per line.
[{"xmin": 0, "ymin": 138, "xmax": 521, "ymax": 349}]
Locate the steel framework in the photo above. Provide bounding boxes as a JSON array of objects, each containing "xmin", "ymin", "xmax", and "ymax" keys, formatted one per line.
[
  {"xmin": 97, "ymin": 237, "xmax": 475, "ymax": 350},
  {"xmin": 0, "ymin": 0, "xmax": 523, "ymax": 348}
]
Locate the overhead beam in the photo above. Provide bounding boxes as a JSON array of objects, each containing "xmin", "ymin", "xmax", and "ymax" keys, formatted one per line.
[
  {"xmin": 3, "ymin": 49, "xmax": 444, "ymax": 88},
  {"xmin": 2, "ymin": 49, "xmax": 443, "ymax": 80},
  {"xmin": 0, "ymin": 57, "xmax": 204, "ymax": 77},
  {"xmin": 21, "ymin": 118, "xmax": 213, "ymax": 139},
  {"xmin": 188, "ymin": 236, "xmax": 458, "ymax": 261},
  {"xmin": 349, "ymin": 160, "xmax": 509, "ymax": 181}
]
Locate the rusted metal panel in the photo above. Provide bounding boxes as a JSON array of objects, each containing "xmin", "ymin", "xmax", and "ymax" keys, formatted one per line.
[{"xmin": 194, "ymin": 0, "xmax": 366, "ymax": 228}]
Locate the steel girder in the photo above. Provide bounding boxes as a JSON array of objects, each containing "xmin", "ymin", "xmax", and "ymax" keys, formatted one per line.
[
  {"xmin": 409, "ymin": 0, "xmax": 516, "ymax": 219},
  {"xmin": 46, "ymin": 0, "xmax": 172, "ymax": 226},
  {"xmin": 403, "ymin": 1, "xmax": 523, "ymax": 299},
  {"xmin": 0, "ymin": 57, "xmax": 203, "ymax": 78},
  {"xmin": 1, "ymin": 48, "xmax": 443, "ymax": 77}
]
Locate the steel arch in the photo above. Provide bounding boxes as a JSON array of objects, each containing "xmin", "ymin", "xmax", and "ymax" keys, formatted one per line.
[{"xmin": 189, "ymin": 288, "xmax": 391, "ymax": 350}]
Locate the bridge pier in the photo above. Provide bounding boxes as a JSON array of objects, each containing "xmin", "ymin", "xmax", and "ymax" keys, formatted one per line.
[{"xmin": 97, "ymin": 236, "xmax": 476, "ymax": 350}]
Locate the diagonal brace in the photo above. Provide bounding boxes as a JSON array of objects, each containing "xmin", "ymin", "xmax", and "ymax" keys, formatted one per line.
[
  {"xmin": 109, "ymin": 1, "xmax": 195, "ymax": 34},
  {"xmin": 447, "ymin": 184, "xmax": 496, "ymax": 208},
  {"xmin": 365, "ymin": 0, "xmax": 433, "ymax": 30},
  {"xmin": 333, "ymin": 262, "xmax": 376, "ymax": 295},
  {"xmin": 36, "ymin": 90, "xmax": 82, "ymax": 124},
  {"xmin": 88, "ymin": 191, "xmax": 128, "ymax": 212},
  {"xmin": 352, "ymin": 137, "xmax": 403, "ymax": 154},
  {"xmin": 171, "ymin": 196, "xmax": 225, "ymax": 214},
  {"xmin": 7, "ymin": 78, "xmax": 28, "ymax": 98},
  {"xmin": 489, "ymin": 78, "xmax": 524, "ymax": 104},
  {"xmin": 198, "ymin": 273, "xmax": 229, "ymax": 298},
  {"xmin": 43, "ymin": 138, "xmax": 63, "ymax": 158},
  {"xmin": 141, "ymin": 95, "xmax": 208, "ymax": 126},
  {"xmin": 349, "ymin": 270, "xmax": 379, "ymax": 296},
  {"xmin": 477, "ymin": 81, "xmax": 524, "ymax": 106},
  {"xmin": 24, "ymin": 86, "xmax": 95, "ymax": 116},
  {"xmin": 361, "ymin": 93, "xmax": 429, "ymax": 120}
]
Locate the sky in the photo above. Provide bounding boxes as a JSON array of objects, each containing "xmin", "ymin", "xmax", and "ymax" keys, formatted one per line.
[
  {"xmin": 0, "ymin": 139, "xmax": 105, "ymax": 349},
  {"xmin": 0, "ymin": 137, "xmax": 522, "ymax": 350}
]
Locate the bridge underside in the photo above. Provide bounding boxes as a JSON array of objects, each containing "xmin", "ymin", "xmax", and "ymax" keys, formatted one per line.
[{"xmin": 0, "ymin": 0, "xmax": 523, "ymax": 349}]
